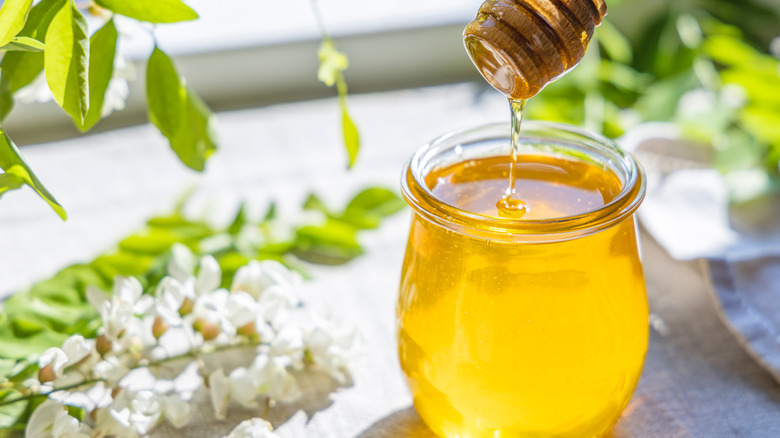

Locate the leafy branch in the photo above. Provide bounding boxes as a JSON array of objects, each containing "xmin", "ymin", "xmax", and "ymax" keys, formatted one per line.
[
  {"xmin": 0, "ymin": 185, "xmax": 404, "ymax": 433},
  {"xmin": 0, "ymin": 0, "xmax": 362, "ymax": 219},
  {"xmin": 310, "ymin": 0, "xmax": 360, "ymax": 168}
]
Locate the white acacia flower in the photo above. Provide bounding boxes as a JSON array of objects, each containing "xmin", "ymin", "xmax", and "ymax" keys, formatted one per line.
[
  {"xmin": 223, "ymin": 418, "xmax": 279, "ymax": 438},
  {"xmin": 168, "ymin": 244, "xmax": 197, "ymax": 283},
  {"xmin": 250, "ymin": 354, "xmax": 299, "ymax": 404},
  {"xmin": 39, "ymin": 335, "xmax": 93, "ymax": 379},
  {"xmin": 87, "ymin": 276, "xmax": 153, "ymax": 342},
  {"xmin": 26, "ymin": 400, "xmax": 90, "ymax": 438},
  {"xmin": 161, "ymin": 392, "xmax": 191, "ymax": 429},
  {"xmin": 231, "ymin": 260, "xmax": 301, "ymax": 303},
  {"xmin": 208, "ymin": 368, "xmax": 231, "ymax": 420},
  {"xmin": 101, "ymin": 53, "xmax": 136, "ymax": 118},
  {"xmin": 305, "ymin": 320, "xmax": 358, "ymax": 384},
  {"xmin": 257, "ymin": 285, "xmax": 297, "ymax": 328},
  {"xmin": 208, "ymin": 366, "xmax": 265, "ymax": 420},
  {"xmin": 227, "ymin": 367, "xmax": 261, "ymax": 409},
  {"xmin": 167, "ymin": 246, "xmax": 222, "ymax": 291},
  {"xmin": 192, "ymin": 290, "xmax": 259, "ymax": 338},
  {"xmin": 268, "ymin": 326, "xmax": 304, "ymax": 370},
  {"xmin": 49, "ymin": 382, "xmax": 112, "ymax": 412},
  {"xmin": 93, "ymin": 405, "xmax": 137, "ymax": 438},
  {"xmin": 110, "ymin": 390, "xmax": 163, "ymax": 436},
  {"xmin": 154, "ymin": 277, "xmax": 192, "ymax": 327},
  {"xmin": 317, "ymin": 39, "xmax": 348, "ymax": 87},
  {"xmin": 196, "ymin": 255, "xmax": 222, "ymax": 296},
  {"xmin": 93, "ymin": 356, "xmax": 130, "ymax": 386}
]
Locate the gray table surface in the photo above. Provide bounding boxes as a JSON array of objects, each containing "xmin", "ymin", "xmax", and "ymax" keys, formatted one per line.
[{"xmin": 1, "ymin": 84, "xmax": 779, "ymax": 437}]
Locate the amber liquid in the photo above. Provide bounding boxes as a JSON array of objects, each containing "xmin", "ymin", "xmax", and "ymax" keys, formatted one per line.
[{"xmin": 399, "ymin": 155, "xmax": 648, "ymax": 438}]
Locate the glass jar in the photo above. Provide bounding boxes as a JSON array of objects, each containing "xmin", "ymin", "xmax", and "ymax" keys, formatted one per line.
[{"xmin": 398, "ymin": 122, "xmax": 648, "ymax": 438}]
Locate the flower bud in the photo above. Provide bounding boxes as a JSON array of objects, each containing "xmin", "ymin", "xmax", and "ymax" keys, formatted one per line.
[
  {"xmin": 96, "ymin": 334, "xmax": 112, "ymax": 356},
  {"xmin": 152, "ymin": 316, "xmax": 169, "ymax": 339},
  {"xmin": 38, "ymin": 364, "xmax": 56, "ymax": 383},
  {"xmin": 192, "ymin": 317, "xmax": 205, "ymax": 332},
  {"xmin": 200, "ymin": 322, "xmax": 220, "ymax": 341},
  {"xmin": 237, "ymin": 322, "xmax": 256, "ymax": 337},
  {"xmin": 179, "ymin": 297, "xmax": 194, "ymax": 316}
]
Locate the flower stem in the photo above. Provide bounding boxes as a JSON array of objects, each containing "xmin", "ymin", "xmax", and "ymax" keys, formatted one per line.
[
  {"xmin": 0, "ymin": 378, "xmax": 105, "ymax": 408},
  {"xmin": 143, "ymin": 340, "xmax": 266, "ymax": 369}
]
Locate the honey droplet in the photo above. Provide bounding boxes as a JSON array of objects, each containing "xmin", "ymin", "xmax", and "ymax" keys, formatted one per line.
[{"xmin": 497, "ymin": 196, "xmax": 528, "ymax": 218}]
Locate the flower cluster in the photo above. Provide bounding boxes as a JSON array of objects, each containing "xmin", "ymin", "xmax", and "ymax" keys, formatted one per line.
[{"xmin": 22, "ymin": 245, "xmax": 358, "ymax": 438}]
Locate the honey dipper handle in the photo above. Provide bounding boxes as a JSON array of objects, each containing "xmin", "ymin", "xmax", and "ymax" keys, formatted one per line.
[{"xmin": 464, "ymin": 0, "xmax": 607, "ymax": 100}]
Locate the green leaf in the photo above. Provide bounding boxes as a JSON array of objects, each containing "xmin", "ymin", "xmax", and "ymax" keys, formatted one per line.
[
  {"xmin": 44, "ymin": 1, "xmax": 89, "ymax": 124},
  {"xmin": 0, "ymin": 172, "xmax": 24, "ymax": 196},
  {"xmin": 596, "ymin": 20, "xmax": 633, "ymax": 64},
  {"xmin": 634, "ymin": 72, "xmax": 696, "ymax": 122},
  {"xmin": 262, "ymin": 202, "xmax": 277, "ymax": 222},
  {"xmin": 94, "ymin": 0, "xmax": 198, "ymax": 24},
  {"xmin": 0, "ymin": 0, "xmax": 65, "ymax": 121},
  {"xmin": 119, "ymin": 229, "xmax": 197, "ymax": 255},
  {"xmin": 147, "ymin": 48, "xmax": 216, "ymax": 170},
  {"xmin": 0, "ymin": 0, "xmax": 33, "ymax": 47},
  {"xmin": 335, "ymin": 187, "xmax": 405, "ymax": 229},
  {"xmin": 740, "ymin": 106, "xmax": 780, "ymax": 145},
  {"xmin": 91, "ymin": 252, "xmax": 154, "ymax": 278},
  {"xmin": 169, "ymin": 86, "xmax": 217, "ymax": 171},
  {"xmin": 66, "ymin": 405, "xmax": 84, "ymax": 422},
  {"xmin": 341, "ymin": 104, "xmax": 360, "ymax": 169},
  {"xmin": 7, "ymin": 361, "xmax": 37, "ymax": 383},
  {"xmin": 294, "ymin": 219, "xmax": 364, "ymax": 265},
  {"xmin": 0, "ymin": 127, "xmax": 66, "ymax": 219},
  {"xmin": 0, "ymin": 391, "xmax": 27, "ymax": 428},
  {"xmin": 77, "ymin": 19, "xmax": 117, "ymax": 132},
  {"xmin": 228, "ymin": 203, "xmax": 247, "ymax": 235},
  {"xmin": 146, "ymin": 47, "xmax": 184, "ymax": 139},
  {"xmin": 0, "ymin": 317, "xmax": 66, "ymax": 358},
  {"xmin": 303, "ymin": 193, "xmax": 329, "ymax": 214},
  {"xmin": 346, "ymin": 187, "xmax": 405, "ymax": 217},
  {"xmin": 0, "ymin": 36, "xmax": 44, "ymax": 52}
]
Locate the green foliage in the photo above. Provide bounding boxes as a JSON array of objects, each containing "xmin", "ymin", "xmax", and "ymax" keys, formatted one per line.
[
  {"xmin": 523, "ymin": 2, "xmax": 780, "ymax": 201},
  {"xmin": 340, "ymin": 94, "xmax": 360, "ymax": 169},
  {"xmin": 146, "ymin": 48, "xmax": 184, "ymax": 139},
  {"xmin": 317, "ymin": 36, "xmax": 360, "ymax": 168},
  {"xmin": 0, "ymin": 0, "xmax": 65, "ymax": 122},
  {"xmin": 146, "ymin": 48, "xmax": 217, "ymax": 171},
  {"xmin": 0, "ymin": 185, "xmax": 403, "ymax": 363},
  {"xmin": 0, "ymin": 127, "xmax": 65, "ymax": 219},
  {"xmin": 0, "ymin": 393, "xmax": 26, "ymax": 429},
  {"xmin": 43, "ymin": 0, "xmax": 89, "ymax": 124},
  {"xmin": 94, "ymin": 0, "xmax": 198, "ymax": 24},
  {"xmin": 0, "ymin": 172, "xmax": 24, "ymax": 196},
  {"xmin": 0, "ymin": 0, "xmax": 362, "ymax": 217},
  {"xmin": 77, "ymin": 19, "xmax": 117, "ymax": 132},
  {"xmin": 171, "ymin": 86, "xmax": 218, "ymax": 171},
  {"xmin": 0, "ymin": 0, "xmax": 33, "ymax": 47},
  {"xmin": 0, "ymin": 37, "xmax": 44, "ymax": 52}
]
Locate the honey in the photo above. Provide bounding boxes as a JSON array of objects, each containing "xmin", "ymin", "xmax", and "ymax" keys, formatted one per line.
[
  {"xmin": 427, "ymin": 154, "xmax": 622, "ymax": 219},
  {"xmin": 398, "ymin": 123, "xmax": 648, "ymax": 438}
]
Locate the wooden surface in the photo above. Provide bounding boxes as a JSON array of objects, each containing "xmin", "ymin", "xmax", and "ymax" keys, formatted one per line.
[{"xmin": 1, "ymin": 84, "xmax": 779, "ymax": 437}]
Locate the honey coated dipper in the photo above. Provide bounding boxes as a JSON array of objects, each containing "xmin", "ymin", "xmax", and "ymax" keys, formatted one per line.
[{"xmin": 464, "ymin": 0, "xmax": 608, "ymax": 100}]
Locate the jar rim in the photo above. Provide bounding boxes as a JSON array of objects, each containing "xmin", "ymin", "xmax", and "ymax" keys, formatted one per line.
[{"xmin": 400, "ymin": 121, "xmax": 646, "ymax": 242}]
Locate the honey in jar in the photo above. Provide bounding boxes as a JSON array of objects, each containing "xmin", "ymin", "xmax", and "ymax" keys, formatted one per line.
[{"xmin": 398, "ymin": 122, "xmax": 647, "ymax": 438}]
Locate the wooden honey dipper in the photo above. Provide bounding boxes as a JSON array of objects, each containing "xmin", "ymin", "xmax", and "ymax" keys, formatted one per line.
[{"xmin": 464, "ymin": 0, "xmax": 607, "ymax": 99}]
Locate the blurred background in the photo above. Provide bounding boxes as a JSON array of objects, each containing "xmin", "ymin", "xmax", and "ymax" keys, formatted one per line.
[
  {"xmin": 5, "ymin": 0, "xmax": 780, "ymax": 202},
  {"xmin": 0, "ymin": 2, "xmax": 779, "ymax": 435}
]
